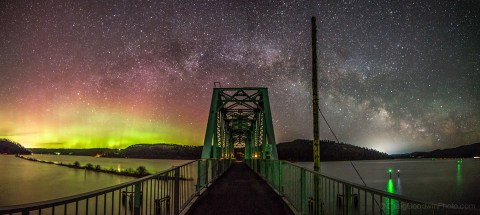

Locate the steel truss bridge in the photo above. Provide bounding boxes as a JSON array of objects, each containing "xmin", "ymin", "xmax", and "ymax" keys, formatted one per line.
[
  {"xmin": 200, "ymin": 87, "xmax": 278, "ymax": 160},
  {"xmin": 0, "ymin": 88, "xmax": 476, "ymax": 215}
]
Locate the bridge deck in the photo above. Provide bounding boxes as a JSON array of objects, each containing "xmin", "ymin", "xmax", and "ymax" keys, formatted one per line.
[{"xmin": 186, "ymin": 161, "xmax": 293, "ymax": 215}]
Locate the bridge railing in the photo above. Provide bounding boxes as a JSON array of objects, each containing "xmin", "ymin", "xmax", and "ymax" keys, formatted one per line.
[
  {"xmin": 246, "ymin": 159, "xmax": 477, "ymax": 215},
  {"xmin": 0, "ymin": 159, "xmax": 232, "ymax": 215}
]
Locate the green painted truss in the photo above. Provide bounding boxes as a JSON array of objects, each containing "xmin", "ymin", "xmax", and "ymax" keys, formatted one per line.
[{"xmin": 201, "ymin": 87, "xmax": 278, "ymax": 160}]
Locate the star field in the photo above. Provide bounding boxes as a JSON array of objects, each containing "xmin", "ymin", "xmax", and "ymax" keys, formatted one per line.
[{"xmin": 0, "ymin": 0, "xmax": 479, "ymax": 153}]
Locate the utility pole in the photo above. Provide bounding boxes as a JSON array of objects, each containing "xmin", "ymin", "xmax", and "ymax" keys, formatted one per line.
[
  {"xmin": 311, "ymin": 16, "xmax": 322, "ymax": 214},
  {"xmin": 311, "ymin": 17, "xmax": 320, "ymax": 177}
]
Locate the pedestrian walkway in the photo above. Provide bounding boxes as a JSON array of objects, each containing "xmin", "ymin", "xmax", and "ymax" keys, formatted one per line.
[{"xmin": 186, "ymin": 161, "xmax": 293, "ymax": 215}]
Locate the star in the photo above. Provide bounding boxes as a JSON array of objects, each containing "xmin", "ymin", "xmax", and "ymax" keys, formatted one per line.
[{"xmin": 0, "ymin": 0, "xmax": 479, "ymax": 153}]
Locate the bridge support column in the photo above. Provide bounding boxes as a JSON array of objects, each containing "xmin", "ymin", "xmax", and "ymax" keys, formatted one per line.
[
  {"xmin": 345, "ymin": 184, "xmax": 353, "ymax": 215},
  {"xmin": 201, "ymin": 90, "xmax": 220, "ymax": 159},
  {"xmin": 174, "ymin": 168, "xmax": 180, "ymax": 215},
  {"xmin": 275, "ymin": 160, "xmax": 283, "ymax": 192},
  {"xmin": 196, "ymin": 159, "xmax": 210, "ymax": 192},
  {"xmin": 259, "ymin": 88, "xmax": 278, "ymax": 160},
  {"xmin": 300, "ymin": 168, "xmax": 307, "ymax": 215},
  {"xmin": 273, "ymin": 160, "xmax": 282, "ymax": 191},
  {"xmin": 133, "ymin": 182, "xmax": 142, "ymax": 215},
  {"xmin": 314, "ymin": 174, "xmax": 322, "ymax": 215},
  {"xmin": 213, "ymin": 112, "xmax": 219, "ymax": 158}
]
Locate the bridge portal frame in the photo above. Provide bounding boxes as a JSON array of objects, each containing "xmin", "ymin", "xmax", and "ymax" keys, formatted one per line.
[{"xmin": 201, "ymin": 87, "xmax": 278, "ymax": 160}]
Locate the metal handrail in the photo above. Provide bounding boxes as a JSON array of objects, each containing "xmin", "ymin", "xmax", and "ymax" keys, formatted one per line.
[
  {"xmin": 283, "ymin": 160, "xmax": 433, "ymax": 205},
  {"xmin": 0, "ymin": 160, "xmax": 197, "ymax": 212},
  {"xmin": 246, "ymin": 159, "xmax": 480, "ymax": 215},
  {"xmin": 0, "ymin": 159, "xmax": 232, "ymax": 215}
]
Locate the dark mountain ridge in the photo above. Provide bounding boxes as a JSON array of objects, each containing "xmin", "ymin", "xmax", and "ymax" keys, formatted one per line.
[
  {"xmin": 393, "ymin": 142, "xmax": 480, "ymax": 158},
  {"xmin": 0, "ymin": 139, "xmax": 31, "ymax": 155},
  {"xmin": 277, "ymin": 139, "xmax": 390, "ymax": 161},
  {"xmin": 112, "ymin": 144, "xmax": 202, "ymax": 159},
  {"xmin": 28, "ymin": 143, "xmax": 202, "ymax": 159}
]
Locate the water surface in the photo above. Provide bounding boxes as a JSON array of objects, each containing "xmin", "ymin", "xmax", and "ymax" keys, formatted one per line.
[
  {"xmin": 0, "ymin": 155, "xmax": 191, "ymax": 206},
  {"xmin": 298, "ymin": 158, "xmax": 480, "ymax": 207},
  {"xmin": 1, "ymin": 155, "xmax": 478, "ymax": 209}
]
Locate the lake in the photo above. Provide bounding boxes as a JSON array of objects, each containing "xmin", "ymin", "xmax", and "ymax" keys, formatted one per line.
[
  {"xmin": 1, "ymin": 155, "xmax": 478, "ymax": 209},
  {"xmin": 298, "ymin": 158, "xmax": 480, "ymax": 208},
  {"xmin": 0, "ymin": 155, "xmax": 192, "ymax": 206}
]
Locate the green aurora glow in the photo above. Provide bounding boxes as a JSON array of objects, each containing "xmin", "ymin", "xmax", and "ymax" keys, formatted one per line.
[{"xmin": 0, "ymin": 102, "xmax": 204, "ymax": 148}]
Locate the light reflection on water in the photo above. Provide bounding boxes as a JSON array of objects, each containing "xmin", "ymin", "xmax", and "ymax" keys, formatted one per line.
[
  {"xmin": 386, "ymin": 179, "xmax": 395, "ymax": 194},
  {"xmin": 384, "ymin": 179, "xmax": 398, "ymax": 215},
  {"xmin": 457, "ymin": 162, "xmax": 462, "ymax": 187}
]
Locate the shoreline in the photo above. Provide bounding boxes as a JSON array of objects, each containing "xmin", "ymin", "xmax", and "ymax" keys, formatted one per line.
[
  {"xmin": 16, "ymin": 155, "xmax": 150, "ymax": 178},
  {"xmin": 15, "ymin": 155, "xmax": 193, "ymax": 180}
]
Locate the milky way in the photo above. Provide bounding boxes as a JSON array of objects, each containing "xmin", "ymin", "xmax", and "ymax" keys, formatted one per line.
[{"xmin": 1, "ymin": 0, "xmax": 479, "ymax": 153}]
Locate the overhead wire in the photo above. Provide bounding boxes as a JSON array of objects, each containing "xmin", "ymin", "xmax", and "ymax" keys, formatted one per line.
[{"xmin": 318, "ymin": 106, "xmax": 384, "ymax": 213}]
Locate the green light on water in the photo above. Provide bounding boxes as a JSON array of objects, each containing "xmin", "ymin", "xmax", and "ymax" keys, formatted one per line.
[
  {"xmin": 388, "ymin": 168, "xmax": 392, "ymax": 173},
  {"xmin": 456, "ymin": 162, "xmax": 462, "ymax": 187},
  {"xmin": 384, "ymin": 179, "xmax": 398, "ymax": 215},
  {"xmin": 386, "ymin": 179, "xmax": 395, "ymax": 194}
]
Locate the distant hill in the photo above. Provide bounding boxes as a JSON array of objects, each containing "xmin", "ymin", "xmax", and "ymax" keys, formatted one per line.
[
  {"xmin": 393, "ymin": 142, "xmax": 480, "ymax": 158},
  {"xmin": 29, "ymin": 148, "xmax": 116, "ymax": 156},
  {"xmin": 108, "ymin": 144, "xmax": 202, "ymax": 159},
  {"xmin": 277, "ymin": 139, "xmax": 390, "ymax": 161},
  {"xmin": 29, "ymin": 143, "xmax": 203, "ymax": 159},
  {"xmin": 0, "ymin": 139, "xmax": 31, "ymax": 155}
]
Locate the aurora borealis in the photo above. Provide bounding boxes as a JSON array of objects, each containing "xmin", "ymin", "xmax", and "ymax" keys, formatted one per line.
[{"xmin": 0, "ymin": 1, "xmax": 479, "ymax": 153}]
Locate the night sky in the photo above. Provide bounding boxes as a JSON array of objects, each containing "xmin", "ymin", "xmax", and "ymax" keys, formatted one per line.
[{"xmin": 1, "ymin": 0, "xmax": 479, "ymax": 153}]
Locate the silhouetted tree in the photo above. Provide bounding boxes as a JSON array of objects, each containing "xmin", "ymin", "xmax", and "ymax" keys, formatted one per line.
[
  {"xmin": 85, "ymin": 163, "xmax": 94, "ymax": 170},
  {"xmin": 73, "ymin": 161, "xmax": 80, "ymax": 168},
  {"xmin": 136, "ymin": 166, "xmax": 148, "ymax": 176}
]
